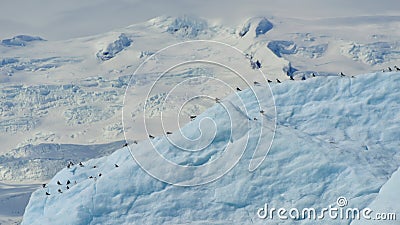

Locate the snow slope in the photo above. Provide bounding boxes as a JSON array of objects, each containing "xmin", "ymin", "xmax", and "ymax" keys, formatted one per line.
[
  {"xmin": 22, "ymin": 72, "xmax": 400, "ymax": 224},
  {"xmin": 351, "ymin": 166, "xmax": 400, "ymax": 225}
]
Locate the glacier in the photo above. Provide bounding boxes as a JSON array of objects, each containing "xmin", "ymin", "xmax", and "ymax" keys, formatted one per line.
[{"xmin": 22, "ymin": 72, "xmax": 400, "ymax": 224}]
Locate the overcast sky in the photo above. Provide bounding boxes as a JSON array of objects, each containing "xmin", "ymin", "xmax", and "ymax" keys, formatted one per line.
[{"xmin": 1, "ymin": 0, "xmax": 399, "ymax": 40}]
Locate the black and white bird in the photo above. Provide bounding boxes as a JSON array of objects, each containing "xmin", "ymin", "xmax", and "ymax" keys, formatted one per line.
[
  {"xmin": 267, "ymin": 79, "xmax": 272, "ymax": 83},
  {"xmin": 394, "ymin": 66, "xmax": 400, "ymax": 71},
  {"xmin": 99, "ymin": 173, "xmax": 102, "ymax": 177},
  {"xmin": 260, "ymin": 110, "xmax": 265, "ymax": 114},
  {"xmin": 123, "ymin": 143, "xmax": 128, "ymax": 147},
  {"xmin": 46, "ymin": 192, "xmax": 50, "ymax": 196},
  {"xmin": 42, "ymin": 184, "xmax": 47, "ymax": 188},
  {"xmin": 58, "ymin": 189, "xmax": 62, "ymax": 193},
  {"xmin": 79, "ymin": 162, "xmax": 84, "ymax": 167},
  {"xmin": 276, "ymin": 79, "xmax": 281, "ymax": 83},
  {"xmin": 312, "ymin": 73, "xmax": 316, "ymax": 77},
  {"xmin": 166, "ymin": 131, "xmax": 172, "ymax": 135},
  {"xmin": 253, "ymin": 81, "xmax": 260, "ymax": 86},
  {"xmin": 57, "ymin": 181, "xmax": 62, "ymax": 185},
  {"xmin": 115, "ymin": 164, "xmax": 119, "ymax": 168},
  {"xmin": 133, "ymin": 140, "xmax": 138, "ymax": 144},
  {"xmin": 66, "ymin": 180, "xmax": 71, "ymax": 185},
  {"xmin": 148, "ymin": 134, "xmax": 155, "ymax": 139},
  {"xmin": 255, "ymin": 60, "xmax": 262, "ymax": 69},
  {"xmin": 66, "ymin": 186, "xmax": 69, "ymax": 190},
  {"xmin": 215, "ymin": 98, "xmax": 221, "ymax": 103},
  {"xmin": 388, "ymin": 67, "xmax": 392, "ymax": 72},
  {"xmin": 339, "ymin": 72, "xmax": 345, "ymax": 77},
  {"xmin": 290, "ymin": 76, "xmax": 294, "ymax": 80},
  {"xmin": 236, "ymin": 87, "xmax": 242, "ymax": 91},
  {"xmin": 190, "ymin": 115, "xmax": 197, "ymax": 120}
]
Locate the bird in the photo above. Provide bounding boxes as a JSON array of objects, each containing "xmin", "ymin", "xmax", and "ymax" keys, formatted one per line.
[
  {"xmin": 236, "ymin": 87, "xmax": 242, "ymax": 91},
  {"xmin": 93, "ymin": 165, "xmax": 97, "ymax": 168},
  {"xmin": 339, "ymin": 72, "xmax": 345, "ymax": 77},
  {"xmin": 42, "ymin": 184, "xmax": 47, "ymax": 188},
  {"xmin": 253, "ymin": 117, "xmax": 258, "ymax": 121},
  {"xmin": 57, "ymin": 181, "xmax": 62, "ymax": 185},
  {"xmin": 115, "ymin": 164, "xmax": 119, "ymax": 168},
  {"xmin": 66, "ymin": 180, "xmax": 71, "ymax": 185},
  {"xmin": 395, "ymin": 66, "xmax": 400, "ymax": 71},
  {"xmin": 260, "ymin": 110, "xmax": 265, "ymax": 114},
  {"xmin": 66, "ymin": 186, "xmax": 69, "ymax": 190},
  {"xmin": 79, "ymin": 162, "xmax": 84, "ymax": 167},
  {"xmin": 290, "ymin": 76, "xmax": 294, "ymax": 80},
  {"xmin": 190, "ymin": 115, "xmax": 197, "ymax": 120},
  {"xmin": 255, "ymin": 60, "xmax": 262, "ymax": 69},
  {"xmin": 46, "ymin": 192, "xmax": 50, "ymax": 195},
  {"xmin": 312, "ymin": 73, "xmax": 316, "ymax": 77},
  {"xmin": 267, "ymin": 79, "xmax": 272, "ymax": 83},
  {"xmin": 215, "ymin": 98, "xmax": 221, "ymax": 103},
  {"xmin": 276, "ymin": 79, "xmax": 281, "ymax": 83},
  {"xmin": 123, "ymin": 143, "xmax": 128, "ymax": 147},
  {"xmin": 253, "ymin": 81, "xmax": 260, "ymax": 85},
  {"xmin": 388, "ymin": 67, "xmax": 392, "ymax": 72},
  {"xmin": 148, "ymin": 134, "xmax": 155, "ymax": 139},
  {"xmin": 58, "ymin": 189, "xmax": 62, "ymax": 193},
  {"xmin": 133, "ymin": 140, "xmax": 138, "ymax": 144},
  {"xmin": 166, "ymin": 131, "xmax": 172, "ymax": 135},
  {"xmin": 89, "ymin": 176, "xmax": 93, "ymax": 179},
  {"xmin": 301, "ymin": 76, "xmax": 306, "ymax": 80},
  {"xmin": 67, "ymin": 163, "xmax": 71, "ymax": 169},
  {"xmin": 99, "ymin": 173, "xmax": 102, "ymax": 177}
]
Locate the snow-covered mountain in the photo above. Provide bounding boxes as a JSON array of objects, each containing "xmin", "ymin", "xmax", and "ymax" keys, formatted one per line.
[
  {"xmin": 1, "ymin": 14, "xmax": 400, "ymax": 224},
  {"xmin": 22, "ymin": 72, "xmax": 400, "ymax": 224}
]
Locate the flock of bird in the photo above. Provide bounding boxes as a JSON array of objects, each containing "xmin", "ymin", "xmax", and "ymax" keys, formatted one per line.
[
  {"xmin": 42, "ymin": 160, "xmax": 120, "ymax": 196},
  {"xmin": 41, "ymin": 64, "xmax": 399, "ymax": 196}
]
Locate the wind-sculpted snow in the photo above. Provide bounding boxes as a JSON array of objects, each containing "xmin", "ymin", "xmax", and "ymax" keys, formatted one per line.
[
  {"xmin": 0, "ymin": 56, "xmax": 82, "ymax": 76},
  {"xmin": 238, "ymin": 17, "xmax": 273, "ymax": 38},
  {"xmin": 341, "ymin": 41, "xmax": 400, "ymax": 65},
  {"xmin": 166, "ymin": 15, "xmax": 208, "ymax": 38},
  {"xmin": 255, "ymin": 18, "xmax": 273, "ymax": 37},
  {"xmin": 1, "ymin": 35, "xmax": 45, "ymax": 47},
  {"xmin": 267, "ymin": 40, "xmax": 297, "ymax": 57},
  {"xmin": 97, "ymin": 34, "xmax": 132, "ymax": 61},
  {"xmin": 22, "ymin": 72, "xmax": 400, "ymax": 224},
  {"xmin": 0, "ymin": 141, "xmax": 125, "ymax": 181},
  {"xmin": 268, "ymin": 40, "xmax": 327, "ymax": 58},
  {"xmin": 0, "ymin": 77, "xmax": 127, "ymax": 134}
]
